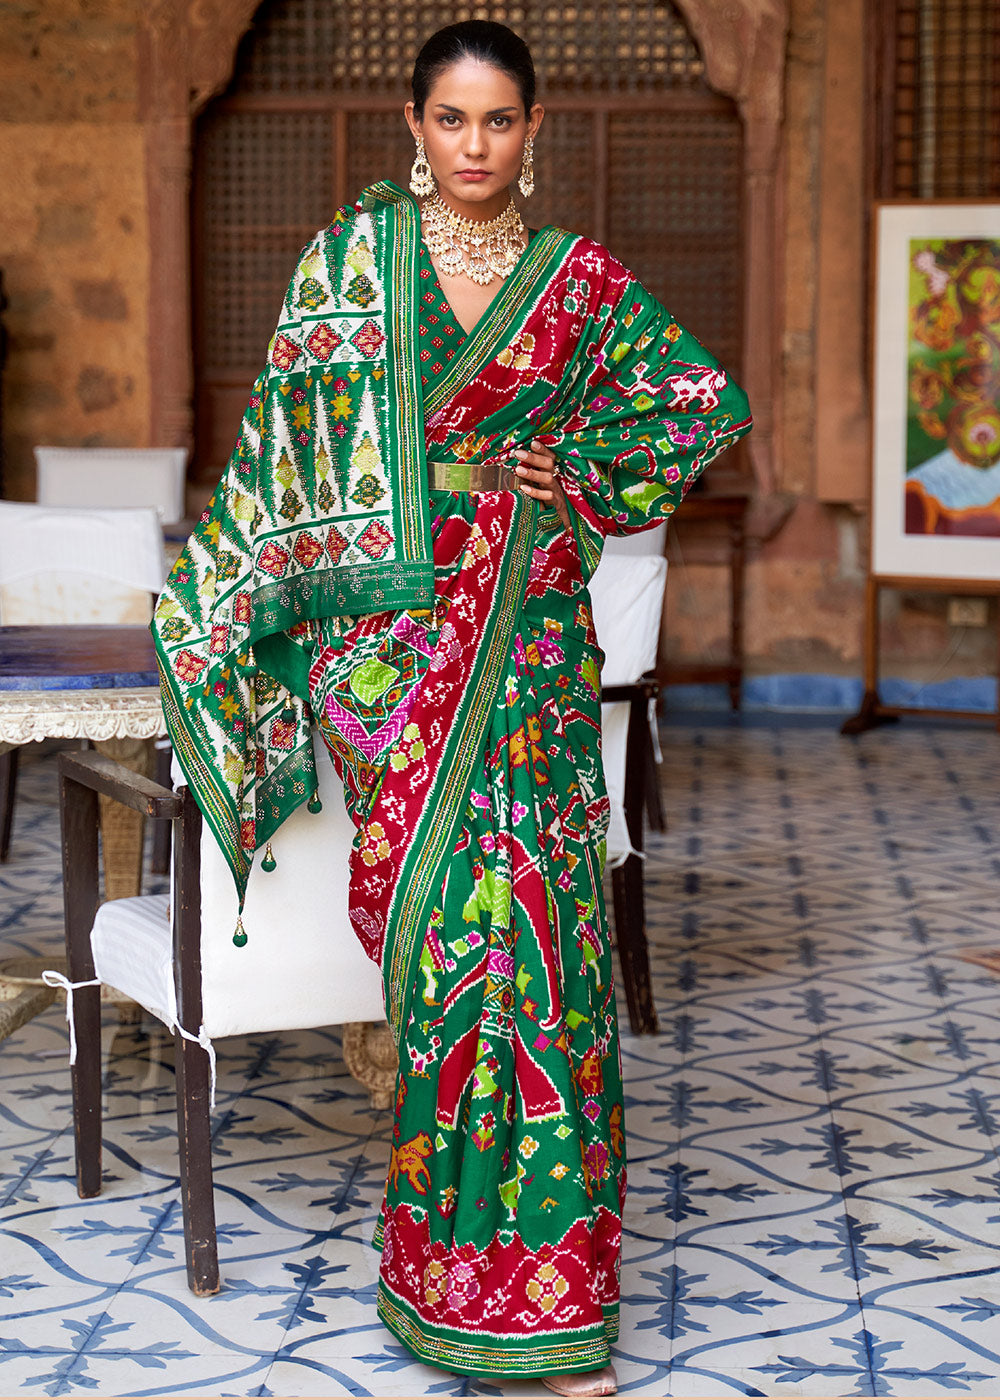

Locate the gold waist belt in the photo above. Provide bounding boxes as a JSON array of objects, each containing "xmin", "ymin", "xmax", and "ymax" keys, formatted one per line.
[{"xmin": 427, "ymin": 460, "xmax": 517, "ymax": 493}]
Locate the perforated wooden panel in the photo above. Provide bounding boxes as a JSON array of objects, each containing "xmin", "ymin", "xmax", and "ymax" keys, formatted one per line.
[
  {"xmin": 608, "ymin": 110, "xmax": 742, "ymax": 370},
  {"xmin": 193, "ymin": 0, "xmax": 745, "ymax": 478},
  {"xmin": 880, "ymin": 0, "xmax": 1000, "ymax": 198},
  {"xmin": 196, "ymin": 108, "xmax": 333, "ymax": 371},
  {"xmin": 235, "ymin": 0, "xmax": 707, "ymax": 93}
]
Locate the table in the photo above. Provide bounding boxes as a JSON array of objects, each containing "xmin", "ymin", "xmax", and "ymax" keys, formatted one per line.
[
  {"xmin": 660, "ymin": 493, "xmax": 749, "ymax": 710},
  {"xmin": 0, "ymin": 625, "xmax": 165, "ymax": 900}
]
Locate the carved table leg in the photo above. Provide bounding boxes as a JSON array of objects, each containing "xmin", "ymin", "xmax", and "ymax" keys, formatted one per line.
[
  {"xmin": 94, "ymin": 737, "xmax": 154, "ymax": 902},
  {"xmin": 342, "ymin": 1021, "xmax": 398, "ymax": 1109}
]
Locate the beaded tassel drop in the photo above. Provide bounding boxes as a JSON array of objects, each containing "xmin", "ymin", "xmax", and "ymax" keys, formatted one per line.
[
  {"xmin": 261, "ymin": 841, "xmax": 277, "ymax": 872},
  {"xmin": 233, "ymin": 917, "xmax": 247, "ymax": 948},
  {"xmin": 308, "ymin": 790, "xmax": 323, "ymax": 813}
]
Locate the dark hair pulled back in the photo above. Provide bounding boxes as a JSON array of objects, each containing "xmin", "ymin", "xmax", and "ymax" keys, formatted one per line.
[{"xmin": 411, "ymin": 20, "xmax": 536, "ymax": 119}]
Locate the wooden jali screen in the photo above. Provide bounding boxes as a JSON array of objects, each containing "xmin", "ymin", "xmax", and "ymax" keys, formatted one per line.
[
  {"xmin": 193, "ymin": 0, "xmax": 744, "ymax": 479},
  {"xmin": 874, "ymin": 0, "xmax": 1000, "ymax": 199}
]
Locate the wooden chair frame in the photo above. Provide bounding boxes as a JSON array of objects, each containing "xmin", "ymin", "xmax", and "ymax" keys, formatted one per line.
[
  {"xmin": 603, "ymin": 677, "xmax": 662, "ymax": 1037},
  {"xmin": 59, "ymin": 749, "xmax": 218, "ymax": 1295}
]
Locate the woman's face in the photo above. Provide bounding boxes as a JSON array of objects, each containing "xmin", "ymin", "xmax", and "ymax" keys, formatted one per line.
[{"xmin": 405, "ymin": 56, "xmax": 543, "ymax": 212}]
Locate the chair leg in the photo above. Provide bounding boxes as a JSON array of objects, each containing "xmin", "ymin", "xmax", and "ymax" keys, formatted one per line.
[
  {"xmin": 174, "ymin": 1031, "xmax": 220, "ymax": 1296},
  {"xmin": 645, "ymin": 741, "xmax": 666, "ymax": 833},
  {"xmin": 0, "ymin": 747, "xmax": 18, "ymax": 863},
  {"xmin": 612, "ymin": 857, "xmax": 659, "ymax": 1035},
  {"xmin": 70, "ymin": 983, "xmax": 104, "ymax": 1197},
  {"xmin": 61, "ymin": 769, "xmax": 103, "ymax": 1196},
  {"xmin": 612, "ymin": 691, "xmax": 660, "ymax": 1035}
]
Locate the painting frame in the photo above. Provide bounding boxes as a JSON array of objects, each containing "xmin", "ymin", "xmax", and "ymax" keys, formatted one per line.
[{"xmin": 871, "ymin": 200, "xmax": 1000, "ymax": 583}]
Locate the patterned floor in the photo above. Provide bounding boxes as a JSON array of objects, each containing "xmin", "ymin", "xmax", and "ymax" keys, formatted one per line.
[{"xmin": 1, "ymin": 719, "xmax": 1000, "ymax": 1397}]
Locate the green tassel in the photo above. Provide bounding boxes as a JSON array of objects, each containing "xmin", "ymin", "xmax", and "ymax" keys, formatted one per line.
[
  {"xmin": 281, "ymin": 706, "xmax": 296, "ymax": 724},
  {"xmin": 308, "ymin": 790, "xmax": 323, "ymax": 814},
  {"xmin": 233, "ymin": 916, "xmax": 248, "ymax": 948},
  {"xmin": 261, "ymin": 841, "xmax": 277, "ymax": 872}
]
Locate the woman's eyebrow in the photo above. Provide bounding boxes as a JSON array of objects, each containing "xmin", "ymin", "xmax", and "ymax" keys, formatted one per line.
[{"xmin": 432, "ymin": 103, "xmax": 519, "ymax": 116}]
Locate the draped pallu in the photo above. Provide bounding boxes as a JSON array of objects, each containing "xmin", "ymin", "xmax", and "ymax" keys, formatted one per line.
[{"xmin": 153, "ymin": 182, "xmax": 751, "ymax": 1375}]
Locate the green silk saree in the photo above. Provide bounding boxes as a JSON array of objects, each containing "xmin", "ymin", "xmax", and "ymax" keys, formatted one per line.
[{"xmin": 153, "ymin": 181, "xmax": 751, "ymax": 1375}]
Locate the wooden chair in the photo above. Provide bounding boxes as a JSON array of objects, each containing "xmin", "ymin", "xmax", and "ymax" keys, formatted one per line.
[{"xmin": 52, "ymin": 735, "xmax": 388, "ymax": 1297}]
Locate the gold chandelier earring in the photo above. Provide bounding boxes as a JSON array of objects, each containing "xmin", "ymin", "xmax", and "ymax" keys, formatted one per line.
[
  {"xmin": 410, "ymin": 135, "xmax": 436, "ymax": 197},
  {"xmin": 518, "ymin": 134, "xmax": 535, "ymax": 198}
]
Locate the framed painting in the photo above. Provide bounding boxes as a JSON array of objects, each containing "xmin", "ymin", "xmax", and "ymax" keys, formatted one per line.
[{"xmin": 872, "ymin": 201, "xmax": 1000, "ymax": 582}]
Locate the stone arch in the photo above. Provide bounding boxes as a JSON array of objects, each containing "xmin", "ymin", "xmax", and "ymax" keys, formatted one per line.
[{"xmin": 140, "ymin": 0, "xmax": 788, "ymax": 494}]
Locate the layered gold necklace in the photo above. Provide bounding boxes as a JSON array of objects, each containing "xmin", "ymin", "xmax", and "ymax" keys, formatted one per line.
[{"xmin": 420, "ymin": 191, "xmax": 527, "ymax": 286}]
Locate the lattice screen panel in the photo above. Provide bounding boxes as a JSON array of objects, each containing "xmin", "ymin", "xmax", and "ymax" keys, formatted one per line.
[
  {"xmin": 523, "ymin": 110, "xmax": 597, "ymax": 239},
  {"xmin": 882, "ymin": 0, "xmax": 1000, "ymax": 197},
  {"xmin": 608, "ymin": 111, "xmax": 742, "ymax": 369},
  {"xmin": 235, "ymin": 0, "xmax": 707, "ymax": 93},
  {"xmin": 346, "ymin": 110, "xmax": 411, "ymax": 196},
  {"xmin": 197, "ymin": 109, "xmax": 334, "ymax": 370}
]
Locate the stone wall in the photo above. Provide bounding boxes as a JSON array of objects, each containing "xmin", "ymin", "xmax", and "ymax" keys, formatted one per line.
[{"xmin": 0, "ymin": 2, "xmax": 149, "ymax": 500}]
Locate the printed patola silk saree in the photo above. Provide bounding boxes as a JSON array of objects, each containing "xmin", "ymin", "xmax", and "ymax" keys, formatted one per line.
[{"xmin": 154, "ymin": 182, "xmax": 751, "ymax": 1375}]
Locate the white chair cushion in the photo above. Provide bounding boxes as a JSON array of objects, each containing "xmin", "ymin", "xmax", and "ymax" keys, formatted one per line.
[
  {"xmin": 589, "ymin": 553, "xmax": 667, "ymax": 687},
  {"xmin": 0, "ymin": 502, "xmax": 165, "ymax": 603},
  {"xmin": 197, "ymin": 733, "xmax": 386, "ymax": 1039},
  {"xmin": 600, "ymin": 700, "xmax": 631, "ymax": 864},
  {"xmin": 91, "ymin": 893, "xmax": 176, "ymax": 1029},
  {"xmin": 590, "ymin": 547, "xmax": 668, "ymax": 866},
  {"xmin": 601, "ymin": 522, "xmax": 667, "ymax": 557},
  {"xmin": 35, "ymin": 446, "xmax": 187, "ymax": 524}
]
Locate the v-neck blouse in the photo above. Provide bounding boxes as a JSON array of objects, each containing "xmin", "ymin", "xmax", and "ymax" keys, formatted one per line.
[
  {"xmin": 416, "ymin": 237, "xmax": 467, "ymax": 394},
  {"xmin": 415, "ymin": 233, "xmax": 537, "ymax": 396}
]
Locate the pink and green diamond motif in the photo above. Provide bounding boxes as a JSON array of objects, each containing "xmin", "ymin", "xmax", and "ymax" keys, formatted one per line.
[{"xmin": 350, "ymin": 319, "xmax": 386, "ymax": 359}]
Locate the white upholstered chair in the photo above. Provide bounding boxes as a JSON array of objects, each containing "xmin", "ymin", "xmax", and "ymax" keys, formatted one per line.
[
  {"xmin": 34, "ymin": 446, "xmax": 187, "ymax": 524},
  {"xmin": 51, "ymin": 734, "xmax": 386, "ymax": 1295},
  {"xmin": 0, "ymin": 502, "xmax": 165, "ymax": 863}
]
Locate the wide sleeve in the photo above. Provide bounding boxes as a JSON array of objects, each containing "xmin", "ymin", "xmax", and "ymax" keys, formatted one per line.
[{"xmin": 537, "ymin": 255, "xmax": 752, "ymax": 568}]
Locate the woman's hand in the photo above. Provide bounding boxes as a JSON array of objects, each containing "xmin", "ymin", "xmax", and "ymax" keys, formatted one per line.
[{"xmin": 512, "ymin": 440, "xmax": 572, "ymax": 533}]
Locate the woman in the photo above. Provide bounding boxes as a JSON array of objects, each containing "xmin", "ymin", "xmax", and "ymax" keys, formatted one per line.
[{"xmin": 154, "ymin": 21, "xmax": 751, "ymax": 1394}]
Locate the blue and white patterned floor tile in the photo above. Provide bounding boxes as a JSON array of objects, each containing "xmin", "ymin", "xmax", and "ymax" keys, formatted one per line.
[{"xmin": 2, "ymin": 723, "xmax": 1000, "ymax": 1395}]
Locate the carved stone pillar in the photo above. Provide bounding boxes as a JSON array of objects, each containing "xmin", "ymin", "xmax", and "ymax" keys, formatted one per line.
[
  {"xmin": 138, "ymin": 1, "xmax": 259, "ymax": 458},
  {"xmin": 676, "ymin": 0, "xmax": 791, "ymax": 498}
]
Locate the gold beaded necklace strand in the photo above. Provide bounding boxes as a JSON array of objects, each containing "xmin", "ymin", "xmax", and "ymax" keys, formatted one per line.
[{"xmin": 420, "ymin": 191, "xmax": 527, "ymax": 287}]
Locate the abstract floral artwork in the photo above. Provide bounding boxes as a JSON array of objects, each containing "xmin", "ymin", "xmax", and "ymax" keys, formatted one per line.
[
  {"xmin": 872, "ymin": 203, "xmax": 1000, "ymax": 581},
  {"xmin": 906, "ymin": 237, "xmax": 1000, "ymax": 537}
]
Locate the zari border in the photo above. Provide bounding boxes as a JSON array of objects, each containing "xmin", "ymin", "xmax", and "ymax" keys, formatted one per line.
[
  {"xmin": 423, "ymin": 228, "xmax": 577, "ymax": 420},
  {"xmin": 254, "ymin": 741, "xmax": 317, "ymax": 844},
  {"xmin": 377, "ymin": 1285, "xmax": 618, "ymax": 1377},
  {"xmin": 157, "ymin": 655, "xmax": 248, "ymax": 890},
  {"xmin": 248, "ymin": 557, "xmax": 434, "ymax": 637},
  {"xmin": 364, "ymin": 181, "xmax": 432, "ymax": 567},
  {"xmin": 384, "ymin": 494, "xmax": 538, "ymax": 1042}
]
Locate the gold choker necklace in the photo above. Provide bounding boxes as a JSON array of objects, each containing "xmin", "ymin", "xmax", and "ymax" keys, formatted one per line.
[{"xmin": 420, "ymin": 192, "xmax": 526, "ymax": 286}]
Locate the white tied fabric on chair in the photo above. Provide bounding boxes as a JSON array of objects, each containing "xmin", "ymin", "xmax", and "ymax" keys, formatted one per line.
[
  {"xmin": 69, "ymin": 732, "xmax": 385, "ymax": 1104},
  {"xmin": 0, "ymin": 502, "xmax": 165, "ymax": 625},
  {"xmin": 34, "ymin": 446, "xmax": 187, "ymax": 524},
  {"xmin": 589, "ymin": 525, "xmax": 668, "ymax": 864}
]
